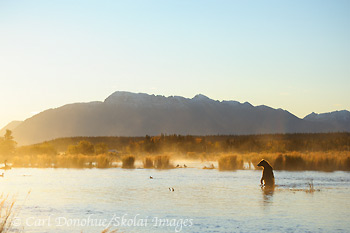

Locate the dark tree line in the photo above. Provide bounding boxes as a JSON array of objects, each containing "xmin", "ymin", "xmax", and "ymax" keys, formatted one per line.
[{"xmin": 16, "ymin": 132, "xmax": 350, "ymax": 156}]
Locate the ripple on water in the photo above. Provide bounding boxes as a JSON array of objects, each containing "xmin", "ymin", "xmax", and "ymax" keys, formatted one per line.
[{"xmin": 2, "ymin": 167, "xmax": 350, "ymax": 232}]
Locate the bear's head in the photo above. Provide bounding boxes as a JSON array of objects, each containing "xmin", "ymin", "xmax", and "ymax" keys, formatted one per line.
[{"xmin": 257, "ymin": 159, "xmax": 271, "ymax": 168}]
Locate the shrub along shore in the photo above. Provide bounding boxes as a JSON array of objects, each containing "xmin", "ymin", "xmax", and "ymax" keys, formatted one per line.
[
  {"xmin": 0, "ymin": 131, "xmax": 349, "ymax": 171},
  {"xmin": 2, "ymin": 151, "xmax": 349, "ymax": 172}
]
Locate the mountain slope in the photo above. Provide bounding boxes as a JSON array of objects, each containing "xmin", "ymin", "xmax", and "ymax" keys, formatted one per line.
[
  {"xmin": 304, "ymin": 110, "xmax": 350, "ymax": 132},
  {"xmin": 10, "ymin": 91, "xmax": 350, "ymax": 145},
  {"xmin": 0, "ymin": 120, "xmax": 23, "ymax": 136}
]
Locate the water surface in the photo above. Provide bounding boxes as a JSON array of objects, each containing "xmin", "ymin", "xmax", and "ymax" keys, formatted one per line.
[{"xmin": 2, "ymin": 165, "xmax": 350, "ymax": 232}]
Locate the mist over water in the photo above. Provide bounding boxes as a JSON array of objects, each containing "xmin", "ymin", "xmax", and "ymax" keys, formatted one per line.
[{"xmin": 3, "ymin": 165, "xmax": 350, "ymax": 233}]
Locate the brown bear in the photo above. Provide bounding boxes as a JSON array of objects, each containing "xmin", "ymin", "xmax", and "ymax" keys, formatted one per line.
[{"xmin": 257, "ymin": 159, "xmax": 275, "ymax": 187}]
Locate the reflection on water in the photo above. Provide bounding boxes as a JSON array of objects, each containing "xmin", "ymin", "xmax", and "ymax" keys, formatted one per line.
[
  {"xmin": 1, "ymin": 166, "xmax": 350, "ymax": 232},
  {"xmin": 261, "ymin": 186, "xmax": 274, "ymax": 206}
]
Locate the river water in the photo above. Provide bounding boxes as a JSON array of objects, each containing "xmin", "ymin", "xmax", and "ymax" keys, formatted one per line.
[{"xmin": 2, "ymin": 163, "xmax": 350, "ymax": 233}]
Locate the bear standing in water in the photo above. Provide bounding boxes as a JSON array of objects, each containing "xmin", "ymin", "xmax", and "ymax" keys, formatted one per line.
[{"xmin": 257, "ymin": 159, "xmax": 275, "ymax": 187}]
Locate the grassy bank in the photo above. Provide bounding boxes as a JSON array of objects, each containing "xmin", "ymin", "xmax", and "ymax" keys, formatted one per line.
[
  {"xmin": 2, "ymin": 130, "xmax": 350, "ymax": 171},
  {"xmin": 217, "ymin": 151, "xmax": 350, "ymax": 171},
  {"xmin": 10, "ymin": 154, "xmax": 116, "ymax": 169},
  {"xmin": 2, "ymin": 151, "xmax": 350, "ymax": 171}
]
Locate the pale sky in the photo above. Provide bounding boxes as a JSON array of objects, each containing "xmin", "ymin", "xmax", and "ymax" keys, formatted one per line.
[{"xmin": 0, "ymin": 0, "xmax": 349, "ymax": 129}]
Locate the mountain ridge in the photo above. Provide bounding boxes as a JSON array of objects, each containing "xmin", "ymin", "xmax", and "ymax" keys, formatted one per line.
[{"xmin": 2, "ymin": 91, "xmax": 350, "ymax": 145}]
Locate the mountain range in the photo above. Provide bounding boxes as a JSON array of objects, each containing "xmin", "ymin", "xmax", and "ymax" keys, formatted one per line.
[{"xmin": 2, "ymin": 91, "xmax": 350, "ymax": 145}]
